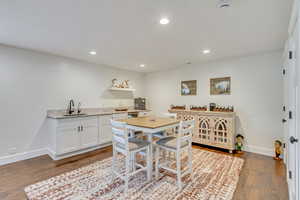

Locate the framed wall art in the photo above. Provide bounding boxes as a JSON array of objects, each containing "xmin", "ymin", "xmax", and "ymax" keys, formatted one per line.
[
  {"xmin": 181, "ymin": 80, "xmax": 197, "ymax": 96},
  {"xmin": 210, "ymin": 77, "xmax": 231, "ymax": 95}
]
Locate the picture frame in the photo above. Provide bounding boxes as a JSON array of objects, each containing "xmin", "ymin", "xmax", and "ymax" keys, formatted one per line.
[
  {"xmin": 210, "ymin": 77, "xmax": 231, "ymax": 95},
  {"xmin": 181, "ymin": 80, "xmax": 197, "ymax": 96}
]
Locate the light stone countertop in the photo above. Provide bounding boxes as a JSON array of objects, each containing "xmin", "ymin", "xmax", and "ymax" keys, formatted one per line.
[
  {"xmin": 168, "ymin": 109, "xmax": 236, "ymax": 116},
  {"xmin": 47, "ymin": 108, "xmax": 151, "ymax": 119}
]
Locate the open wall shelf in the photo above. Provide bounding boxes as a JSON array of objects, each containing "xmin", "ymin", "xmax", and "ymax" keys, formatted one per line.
[{"xmin": 109, "ymin": 88, "xmax": 136, "ymax": 92}]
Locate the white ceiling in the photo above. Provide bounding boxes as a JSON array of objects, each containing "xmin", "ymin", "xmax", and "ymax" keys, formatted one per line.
[{"xmin": 0, "ymin": 0, "xmax": 293, "ymax": 72}]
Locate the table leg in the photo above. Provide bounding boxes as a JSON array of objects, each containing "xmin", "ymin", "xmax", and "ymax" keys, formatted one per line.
[{"xmin": 147, "ymin": 133, "xmax": 153, "ymax": 179}]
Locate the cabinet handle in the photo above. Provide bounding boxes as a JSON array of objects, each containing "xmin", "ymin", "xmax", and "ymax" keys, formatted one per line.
[
  {"xmin": 81, "ymin": 125, "xmax": 83, "ymax": 132},
  {"xmin": 78, "ymin": 126, "xmax": 80, "ymax": 132}
]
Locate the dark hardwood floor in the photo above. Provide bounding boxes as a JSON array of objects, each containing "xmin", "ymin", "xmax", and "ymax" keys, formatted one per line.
[
  {"xmin": 193, "ymin": 146, "xmax": 289, "ymax": 200},
  {"xmin": 0, "ymin": 145, "xmax": 288, "ymax": 200}
]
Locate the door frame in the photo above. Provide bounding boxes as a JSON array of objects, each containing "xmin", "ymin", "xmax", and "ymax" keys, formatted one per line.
[
  {"xmin": 286, "ymin": 7, "xmax": 300, "ymax": 199},
  {"xmin": 296, "ymin": 19, "xmax": 300, "ymax": 200},
  {"xmin": 286, "ymin": 36, "xmax": 298, "ymax": 200}
]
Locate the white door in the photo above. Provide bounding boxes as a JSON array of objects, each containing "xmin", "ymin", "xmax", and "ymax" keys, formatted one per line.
[
  {"xmin": 99, "ymin": 115, "xmax": 113, "ymax": 144},
  {"xmin": 56, "ymin": 126, "xmax": 81, "ymax": 155},
  {"xmin": 81, "ymin": 117, "xmax": 99, "ymax": 148},
  {"xmin": 100, "ymin": 125, "xmax": 113, "ymax": 144},
  {"xmin": 282, "ymin": 47, "xmax": 289, "ymax": 166},
  {"xmin": 294, "ymin": 20, "xmax": 300, "ymax": 200},
  {"xmin": 286, "ymin": 23, "xmax": 299, "ymax": 200}
]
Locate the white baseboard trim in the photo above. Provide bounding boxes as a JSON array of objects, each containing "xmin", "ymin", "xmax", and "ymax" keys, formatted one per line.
[
  {"xmin": 0, "ymin": 143, "xmax": 113, "ymax": 166},
  {"xmin": 0, "ymin": 148, "xmax": 48, "ymax": 166},
  {"xmin": 47, "ymin": 143, "xmax": 112, "ymax": 161},
  {"xmin": 244, "ymin": 145, "xmax": 274, "ymax": 157}
]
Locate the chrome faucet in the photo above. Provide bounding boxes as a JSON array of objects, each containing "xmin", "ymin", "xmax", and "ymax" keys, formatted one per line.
[
  {"xmin": 77, "ymin": 102, "xmax": 82, "ymax": 114},
  {"xmin": 67, "ymin": 99, "xmax": 75, "ymax": 114}
]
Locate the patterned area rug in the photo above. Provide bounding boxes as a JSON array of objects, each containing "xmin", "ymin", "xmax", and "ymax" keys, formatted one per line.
[{"xmin": 24, "ymin": 149, "xmax": 244, "ymax": 200}]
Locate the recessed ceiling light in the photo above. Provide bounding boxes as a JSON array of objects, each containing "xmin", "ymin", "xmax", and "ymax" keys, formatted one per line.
[
  {"xmin": 139, "ymin": 64, "xmax": 145, "ymax": 68},
  {"xmin": 89, "ymin": 51, "xmax": 97, "ymax": 55},
  {"xmin": 159, "ymin": 18, "xmax": 170, "ymax": 25},
  {"xmin": 203, "ymin": 49, "xmax": 211, "ymax": 54}
]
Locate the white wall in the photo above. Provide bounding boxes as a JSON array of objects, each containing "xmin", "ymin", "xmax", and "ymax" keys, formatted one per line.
[
  {"xmin": 0, "ymin": 45, "xmax": 283, "ymax": 162},
  {"xmin": 0, "ymin": 44, "xmax": 145, "ymax": 159},
  {"xmin": 145, "ymin": 51, "xmax": 283, "ymax": 155}
]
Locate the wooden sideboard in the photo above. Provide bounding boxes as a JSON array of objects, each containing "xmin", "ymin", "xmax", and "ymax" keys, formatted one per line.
[{"xmin": 169, "ymin": 109, "xmax": 236, "ymax": 153}]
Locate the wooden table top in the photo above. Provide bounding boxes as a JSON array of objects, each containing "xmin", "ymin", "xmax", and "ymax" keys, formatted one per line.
[{"xmin": 120, "ymin": 116, "xmax": 180, "ymax": 129}]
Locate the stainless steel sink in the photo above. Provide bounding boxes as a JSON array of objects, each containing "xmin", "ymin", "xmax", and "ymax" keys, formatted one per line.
[{"xmin": 63, "ymin": 113, "xmax": 88, "ymax": 117}]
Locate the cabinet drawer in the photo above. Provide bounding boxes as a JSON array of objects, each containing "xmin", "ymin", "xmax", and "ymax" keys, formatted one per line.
[
  {"xmin": 57, "ymin": 118, "xmax": 80, "ymax": 128},
  {"xmin": 81, "ymin": 116, "xmax": 98, "ymax": 127},
  {"xmin": 99, "ymin": 115, "xmax": 112, "ymax": 125}
]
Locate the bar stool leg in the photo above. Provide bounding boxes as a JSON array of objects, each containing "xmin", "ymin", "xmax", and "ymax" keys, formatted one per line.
[
  {"xmin": 176, "ymin": 150, "xmax": 182, "ymax": 190},
  {"xmin": 155, "ymin": 146, "xmax": 160, "ymax": 179},
  {"xmin": 147, "ymin": 146, "xmax": 151, "ymax": 182},
  {"xmin": 125, "ymin": 152, "xmax": 130, "ymax": 194}
]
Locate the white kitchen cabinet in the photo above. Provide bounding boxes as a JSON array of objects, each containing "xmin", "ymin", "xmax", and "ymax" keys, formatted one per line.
[
  {"xmin": 98, "ymin": 113, "xmax": 128, "ymax": 144},
  {"xmin": 99, "ymin": 115, "xmax": 113, "ymax": 144},
  {"xmin": 55, "ymin": 118, "xmax": 81, "ymax": 155},
  {"xmin": 52, "ymin": 116, "xmax": 99, "ymax": 156},
  {"xmin": 48, "ymin": 111, "xmax": 145, "ymax": 160},
  {"xmin": 56, "ymin": 125, "xmax": 81, "ymax": 155},
  {"xmin": 81, "ymin": 117, "xmax": 99, "ymax": 149},
  {"xmin": 99, "ymin": 114, "xmax": 112, "ymax": 125},
  {"xmin": 100, "ymin": 125, "xmax": 113, "ymax": 144}
]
